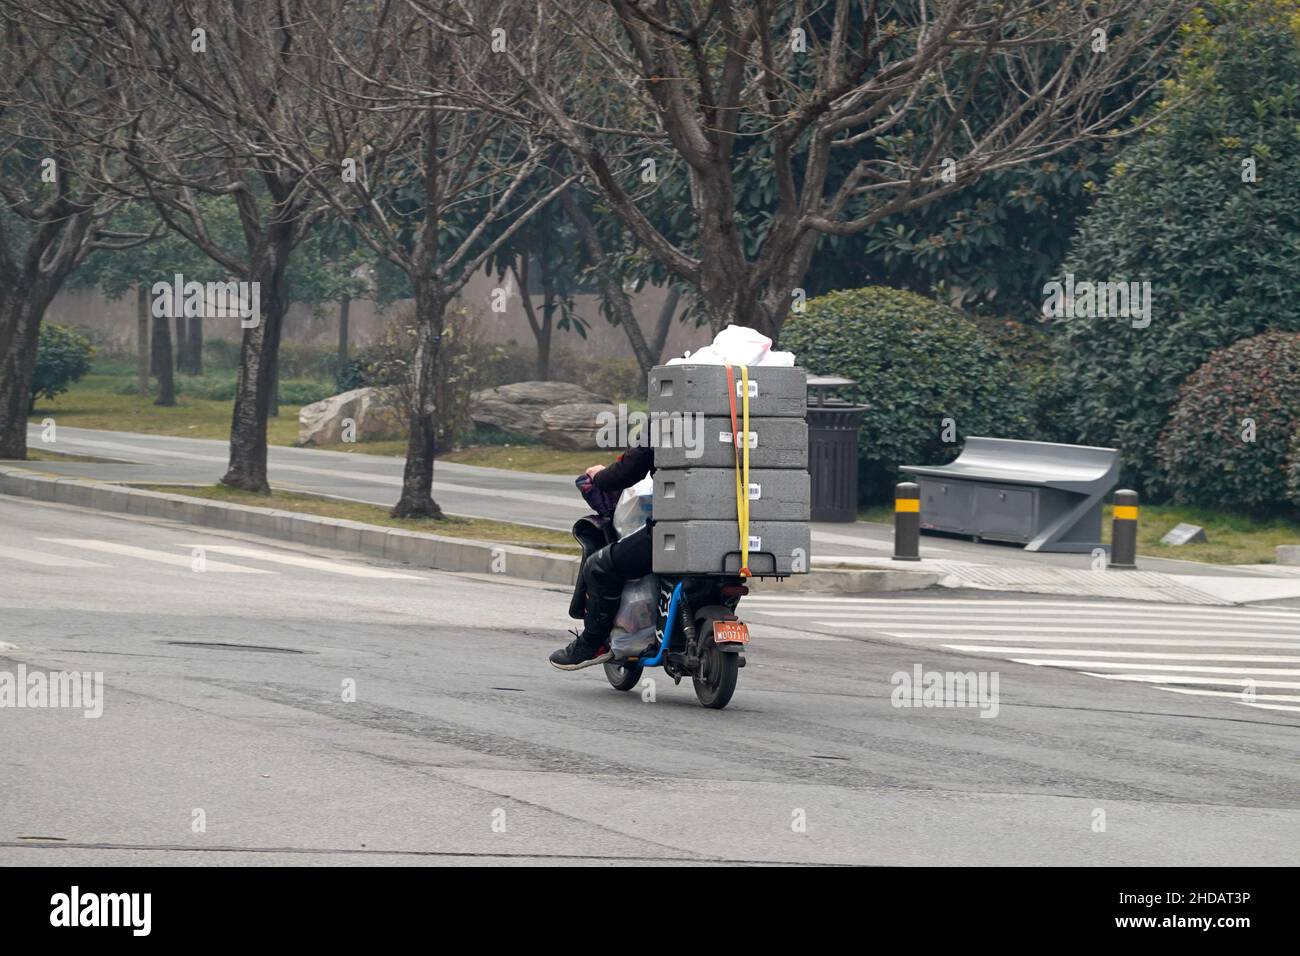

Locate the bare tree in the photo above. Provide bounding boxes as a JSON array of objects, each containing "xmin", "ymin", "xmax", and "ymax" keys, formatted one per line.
[
  {"xmin": 87, "ymin": 0, "xmax": 336, "ymax": 491},
  {"xmin": 0, "ymin": 1, "xmax": 149, "ymax": 458},
  {"xmin": 457, "ymin": 0, "xmax": 1190, "ymax": 340},
  {"xmin": 246, "ymin": 0, "xmax": 573, "ymax": 517}
]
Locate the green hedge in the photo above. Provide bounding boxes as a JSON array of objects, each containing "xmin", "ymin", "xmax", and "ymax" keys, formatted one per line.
[
  {"xmin": 1157, "ymin": 331, "xmax": 1300, "ymax": 512},
  {"xmin": 1052, "ymin": 17, "xmax": 1300, "ymax": 495},
  {"xmin": 31, "ymin": 323, "xmax": 94, "ymax": 412},
  {"xmin": 782, "ymin": 286, "xmax": 1034, "ymax": 503}
]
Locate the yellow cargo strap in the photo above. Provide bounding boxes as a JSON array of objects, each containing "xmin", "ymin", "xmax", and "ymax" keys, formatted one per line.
[{"xmin": 725, "ymin": 363, "xmax": 752, "ymax": 577}]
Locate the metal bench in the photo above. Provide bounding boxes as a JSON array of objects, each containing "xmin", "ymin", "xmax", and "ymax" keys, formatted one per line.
[{"xmin": 900, "ymin": 437, "xmax": 1120, "ymax": 553}]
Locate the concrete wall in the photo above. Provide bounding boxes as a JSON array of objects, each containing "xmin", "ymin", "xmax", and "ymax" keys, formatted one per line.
[{"xmin": 45, "ymin": 268, "xmax": 713, "ymax": 363}]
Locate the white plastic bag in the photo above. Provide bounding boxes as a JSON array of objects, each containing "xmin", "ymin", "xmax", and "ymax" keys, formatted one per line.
[
  {"xmin": 664, "ymin": 325, "xmax": 795, "ymax": 366},
  {"xmin": 613, "ymin": 475, "xmax": 653, "ymax": 538}
]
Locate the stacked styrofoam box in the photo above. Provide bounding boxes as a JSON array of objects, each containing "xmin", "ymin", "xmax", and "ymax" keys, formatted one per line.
[{"xmin": 648, "ymin": 364, "xmax": 811, "ymax": 575}]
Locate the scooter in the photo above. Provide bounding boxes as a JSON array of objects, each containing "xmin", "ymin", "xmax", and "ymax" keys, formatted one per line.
[{"xmin": 570, "ymin": 475, "xmax": 751, "ymax": 709}]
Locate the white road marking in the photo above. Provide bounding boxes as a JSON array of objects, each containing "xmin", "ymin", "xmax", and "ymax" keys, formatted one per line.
[
  {"xmin": 1240, "ymin": 702, "xmax": 1300, "ymax": 714},
  {"xmin": 743, "ymin": 597, "xmax": 1300, "ymax": 619},
  {"xmin": 38, "ymin": 538, "xmax": 272, "ymax": 574},
  {"xmin": 1155, "ymin": 686, "xmax": 1300, "ymax": 703},
  {"xmin": 1083, "ymin": 673, "xmax": 1300, "ymax": 689},
  {"xmin": 181, "ymin": 544, "xmax": 420, "ymax": 579},
  {"xmin": 0, "ymin": 543, "xmax": 107, "ymax": 568},
  {"xmin": 1011, "ymin": 660, "xmax": 1300, "ymax": 675},
  {"xmin": 943, "ymin": 645, "xmax": 1300, "ymax": 664},
  {"xmin": 861, "ymin": 636, "xmax": 1300, "ymax": 649},
  {"xmin": 810, "ymin": 622, "xmax": 1293, "ymax": 638}
]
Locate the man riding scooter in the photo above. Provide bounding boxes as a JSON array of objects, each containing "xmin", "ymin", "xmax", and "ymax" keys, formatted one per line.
[{"xmin": 549, "ymin": 443, "xmax": 654, "ymax": 670}]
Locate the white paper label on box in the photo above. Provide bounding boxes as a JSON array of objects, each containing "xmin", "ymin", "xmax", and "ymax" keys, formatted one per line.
[
  {"xmin": 735, "ymin": 380, "xmax": 758, "ymax": 398},
  {"xmin": 748, "ymin": 483, "xmax": 761, "ymax": 499},
  {"xmin": 748, "ymin": 535, "xmax": 762, "ymax": 550},
  {"xmin": 718, "ymin": 431, "xmax": 757, "ymax": 448}
]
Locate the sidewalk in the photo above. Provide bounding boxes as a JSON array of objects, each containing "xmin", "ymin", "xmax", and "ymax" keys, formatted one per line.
[{"xmin": 13, "ymin": 425, "xmax": 1300, "ymax": 605}]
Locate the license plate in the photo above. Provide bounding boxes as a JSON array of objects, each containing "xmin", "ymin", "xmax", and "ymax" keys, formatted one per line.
[{"xmin": 713, "ymin": 621, "xmax": 750, "ymax": 644}]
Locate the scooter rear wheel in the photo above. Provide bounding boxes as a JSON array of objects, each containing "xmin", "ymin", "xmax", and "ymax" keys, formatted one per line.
[
  {"xmin": 604, "ymin": 660, "xmax": 643, "ymax": 692},
  {"xmin": 693, "ymin": 633, "xmax": 739, "ymax": 709}
]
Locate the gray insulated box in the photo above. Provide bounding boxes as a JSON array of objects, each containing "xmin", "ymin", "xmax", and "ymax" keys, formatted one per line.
[
  {"xmin": 649, "ymin": 364, "xmax": 807, "ymax": 418},
  {"xmin": 653, "ymin": 520, "xmax": 811, "ymax": 576},
  {"xmin": 654, "ymin": 468, "xmax": 810, "ymax": 522},
  {"xmin": 653, "ymin": 416, "xmax": 807, "ymax": 469}
]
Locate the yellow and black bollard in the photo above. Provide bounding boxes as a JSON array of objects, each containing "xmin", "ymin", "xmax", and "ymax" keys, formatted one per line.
[
  {"xmin": 893, "ymin": 482, "xmax": 921, "ymax": 561},
  {"xmin": 1110, "ymin": 489, "xmax": 1138, "ymax": 570}
]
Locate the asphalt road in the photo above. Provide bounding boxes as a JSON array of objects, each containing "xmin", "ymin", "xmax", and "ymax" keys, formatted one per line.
[
  {"xmin": 19, "ymin": 425, "xmax": 1273, "ymax": 578},
  {"xmin": 2, "ymin": 494, "xmax": 1297, "ymax": 865}
]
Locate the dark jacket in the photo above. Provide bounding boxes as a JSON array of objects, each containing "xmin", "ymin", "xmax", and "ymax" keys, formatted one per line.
[{"xmin": 592, "ymin": 445, "xmax": 654, "ymax": 493}]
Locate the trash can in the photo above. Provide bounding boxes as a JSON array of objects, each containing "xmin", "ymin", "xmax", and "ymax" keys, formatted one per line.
[{"xmin": 806, "ymin": 376, "xmax": 868, "ymax": 522}]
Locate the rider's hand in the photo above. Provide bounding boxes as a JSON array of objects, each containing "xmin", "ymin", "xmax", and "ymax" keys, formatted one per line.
[{"xmin": 584, "ymin": 464, "xmax": 606, "ymax": 479}]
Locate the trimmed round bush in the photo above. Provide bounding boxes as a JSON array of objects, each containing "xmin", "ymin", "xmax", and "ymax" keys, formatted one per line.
[
  {"xmin": 30, "ymin": 323, "xmax": 94, "ymax": 411},
  {"xmin": 782, "ymin": 286, "xmax": 1033, "ymax": 503},
  {"xmin": 1157, "ymin": 331, "xmax": 1300, "ymax": 511},
  {"xmin": 1053, "ymin": 18, "xmax": 1300, "ymax": 494},
  {"xmin": 1287, "ymin": 428, "xmax": 1300, "ymax": 509}
]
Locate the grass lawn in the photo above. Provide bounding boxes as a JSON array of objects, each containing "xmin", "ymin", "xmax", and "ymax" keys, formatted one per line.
[
  {"xmin": 30, "ymin": 372, "xmax": 302, "ymax": 445},
  {"xmin": 858, "ymin": 502, "xmax": 1300, "ymax": 565},
  {"xmin": 31, "ymin": 366, "xmax": 600, "ymax": 474},
  {"xmin": 132, "ymin": 483, "xmax": 578, "ymax": 553}
]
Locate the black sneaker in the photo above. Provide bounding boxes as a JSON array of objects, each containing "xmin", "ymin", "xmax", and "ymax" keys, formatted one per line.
[{"xmin": 549, "ymin": 632, "xmax": 613, "ymax": 671}]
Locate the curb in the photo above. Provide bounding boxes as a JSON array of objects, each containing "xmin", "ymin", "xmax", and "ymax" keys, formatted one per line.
[{"xmin": 0, "ymin": 465, "xmax": 939, "ymax": 594}]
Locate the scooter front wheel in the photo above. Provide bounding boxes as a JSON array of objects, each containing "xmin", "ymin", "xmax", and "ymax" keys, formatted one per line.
[{"xmin": 604, "ymin": 660, "xmax": 643, "ymax": 692}]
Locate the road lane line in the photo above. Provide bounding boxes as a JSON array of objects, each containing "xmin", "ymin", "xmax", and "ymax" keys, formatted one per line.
[
  {"xmin": 0, "ymin": 544, "xmax": 107, "ymax": 568},
  {"xmin": 943, "ymin": 646, "xmax": 1300, "ymax": 663},
  {"xmin": 180, "ymin": 544, "xmax": 420, "ymax": 579},
  {"xmin": 38, "ymin": 538, "xmax": 273, "ymax": 574},
  {"xmin": 841, "ymin": 634, "xmax": 1300, "ymax": 648},
  {"xmin": 1085, "ymin": 673, "xmax": 1300, "ymax": 688},
  {"xmin": 1155, "ymin": 686, "xmax": 1300, "ymax": 703},
  {"xmin": 1239, "ymin": 702, "xmax": 1300, "ymax": 713},
  {"xmin": 743, "ymin": 597, "xmax": 1300, "ymax": 618},
  {"xmin": 1011, "ymin": 660, "xmax": 1300, "ymax": 675},
  {"xmin": 808, "ymin": 622, "xmax": 1294, "ymax": 638}
]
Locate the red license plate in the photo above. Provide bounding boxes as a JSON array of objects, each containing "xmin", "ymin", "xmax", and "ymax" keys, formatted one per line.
[{"xmin": 713, "ymin": 621, "xmax": 750, "ymax": 644}]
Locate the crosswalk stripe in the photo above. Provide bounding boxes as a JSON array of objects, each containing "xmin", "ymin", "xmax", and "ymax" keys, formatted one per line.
[
  {"xmin": 0, "ymin": 544, "xmax": 107, "ymax": 568},
  {"xmin": 744, "ymin": 597, "xmax": 1300, "ymax": 619},
  {"xmin": 748, "ymin": 607, "xmax": 1299, "ymax": 627},
  {"xmin": 38, "ymin": 538, "xmax": 272, "ymax": 574},
  {"xmin": 181, "ymin": 544, "xmax": 419, "ymax": 579},
  {"xmin": 1087, "ymin": 674, "xmax": 1300, "ymax": 689},
  {"xmin": 1155, "ymin": 687, "xmax": 1300, "ymax": 703},
  {"xmin": 811, "ymin": 622, "xmax": 1294, "ymax": 638},
  {"xmin": 1014, "ymin": 659, "xmax": 1300, "ymax": 675},
  {"xmin": 943, "ymin": 645, "xmax": 1300, "ymax": 663},
  {"xmin": 856, "ymin": 635, "xmax": 1300, "ymax": 649},
  {"xmin": 1240, "ymin": 702, "xmax": 1300, "ymax": 714}
]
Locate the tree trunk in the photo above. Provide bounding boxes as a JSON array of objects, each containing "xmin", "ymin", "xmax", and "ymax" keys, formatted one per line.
[
  {"xmin": 268, "ymin": 354, "xmax": 279, "ymax": 418},
  {"xmin": 174, "ymin": 315, "xmax": 189, "ymax": 373},
  {"xmin": 649, "ymin": 285, "xmax": 681, "ymax": 366},
  {"xmin": 337, "ymin": 294, "xmax": 350, "ymax": 369},
  {"xmin": 220, "ymin": 224, "xmax": 292, "ymax": 492},
  {"xmin": 391, "ymin": 279, "xmax": 446, "ymax": 519},
  {"xmin": 152, "ymin": 307, "xmax": 176, "ymax": 407},
  {"xmin": 557, "ymin": 186, "xmax": 655, "ymax": 374},
  {"xmin": 187, "ymin": 315, "xmax": 204, "ymax": 374},
  {"xmin": 0, "ymin": 294, "xmax": 46, "ymax": 459},
  {"xmin": 136, "ymin": 285, "xmax": 150, "ymax": 395}
]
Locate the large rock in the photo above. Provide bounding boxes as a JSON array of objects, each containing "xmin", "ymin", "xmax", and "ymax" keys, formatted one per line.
[
  {"xmin": 541, "ymin": 402, "xmax": 619, "ymax": 450},
  {"xmin": 298, "ymin": 387, "xmax": 405, "ymax": 446},
  {"xmin": 470, "ymin": 381, "xmax": 611, "ymax": 439}
]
